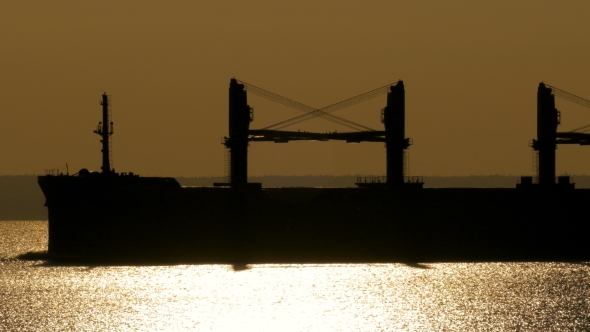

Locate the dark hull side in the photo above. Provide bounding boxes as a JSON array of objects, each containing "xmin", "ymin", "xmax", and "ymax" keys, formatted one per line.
[{"xmin": 38, "ymin": 175, "xmax": 590, "ymax": 263}]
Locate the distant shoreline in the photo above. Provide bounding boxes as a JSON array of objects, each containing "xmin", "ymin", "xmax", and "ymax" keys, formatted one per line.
[{"xmin": 175, "ymin": 175, "xmax": 590, "ymax": 188}]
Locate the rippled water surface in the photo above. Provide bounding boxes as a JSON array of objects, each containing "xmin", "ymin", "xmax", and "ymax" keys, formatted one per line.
[{"xmin": 1, "ymin": 221, "xmax": 590, "ymax": 331}]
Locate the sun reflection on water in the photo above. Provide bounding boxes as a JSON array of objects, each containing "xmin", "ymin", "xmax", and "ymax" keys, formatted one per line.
[{"xmin": 1, "ymin": 221, "xmax": 590, "ymax": 331}]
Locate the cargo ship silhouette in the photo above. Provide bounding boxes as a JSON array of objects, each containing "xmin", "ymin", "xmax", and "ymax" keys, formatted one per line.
[{"xmin": 38, "ymin": 80, "xmax": 590, "ymax": 263}]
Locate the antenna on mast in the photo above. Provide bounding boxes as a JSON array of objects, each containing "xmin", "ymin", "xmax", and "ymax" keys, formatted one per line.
[{"xmin": 93, "ymin": 93, "xmax": 114, "ymax": 174}]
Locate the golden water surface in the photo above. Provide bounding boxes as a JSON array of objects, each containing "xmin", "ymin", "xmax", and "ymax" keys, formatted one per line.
[{"xmin": 1, "ymin": 221, "xmax": 589, "ymax": 331}]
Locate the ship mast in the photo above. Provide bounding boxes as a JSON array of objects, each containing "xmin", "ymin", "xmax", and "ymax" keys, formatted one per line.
[{"xmin": 94, "ymin": 93, "xmax": 114, "ymax": 174}]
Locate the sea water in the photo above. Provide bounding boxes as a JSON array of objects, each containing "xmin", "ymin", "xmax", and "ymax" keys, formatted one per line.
[{"xmin": 1, "ymin": 221, "xmax": 589, "ymax": 331}]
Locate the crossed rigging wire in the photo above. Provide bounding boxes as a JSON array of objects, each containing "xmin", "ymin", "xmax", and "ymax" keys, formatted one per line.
[
  {"xmin": 544, "ymin": 84, "xmax": 590, "ymax": 133},
  {"xmin": 568, "ymin": 123, "xmax": 590, "ymax": 133},
  {"xmin": 237, "ymin": 80, "xmax": 396, "ymax": 132}
]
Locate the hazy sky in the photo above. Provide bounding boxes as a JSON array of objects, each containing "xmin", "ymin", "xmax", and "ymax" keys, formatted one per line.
[{"xmin": 2, "ymin": 1, "xmax": 590, "ymax": 177}]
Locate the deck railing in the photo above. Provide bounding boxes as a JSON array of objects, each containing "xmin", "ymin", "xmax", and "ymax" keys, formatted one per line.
[
  {"xmin": 44, "ymin": 169, "xmax": 60, "ymax": 176},
  {"xmin": 356, "ymin": 176, "xmax": 424, "ymax": 184}
]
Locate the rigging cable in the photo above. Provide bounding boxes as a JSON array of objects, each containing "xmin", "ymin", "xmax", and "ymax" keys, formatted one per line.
[
  {"xmin": 269, "ymin": 86, "xmax": 390, "ymax": 131},
  {"xmin": 238, "ymin": 80, "xmax": 395, "ymax": 131},
  {"xmin": 243, "ymin": 83, "xmax": 372, "ymax": 131},
  {"xmin": 545, "ymin": 83, "xmax": 590, "ymax": 109},
  {"xmin": 544, "ymin": 84, "xmax": 590, "ymax": 133}
]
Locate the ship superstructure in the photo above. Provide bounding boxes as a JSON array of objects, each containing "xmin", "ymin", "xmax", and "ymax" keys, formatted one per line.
[{"xmin": 37, "ymin": 80, "xmax": 590, "ymax": 263}]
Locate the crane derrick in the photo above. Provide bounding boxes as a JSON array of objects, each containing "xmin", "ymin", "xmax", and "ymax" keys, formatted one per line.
[
  {"xmin": 221, "ymin": 79, "xmax": 422, "ymax": 188},
  {"xmin": 525, "ymin": 83, "xmax": 590, "ymax": 189}
]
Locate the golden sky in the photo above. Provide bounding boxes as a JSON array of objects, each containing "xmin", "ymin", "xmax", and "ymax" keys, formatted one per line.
[{"xmin": 1, "ymin": 1, "xmax": 590, "ymax": 177}]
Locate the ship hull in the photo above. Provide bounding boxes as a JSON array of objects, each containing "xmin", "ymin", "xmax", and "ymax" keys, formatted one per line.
[{"xmin": 38, "ymin": 175, "xmax": 590, "ymax": 263}]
